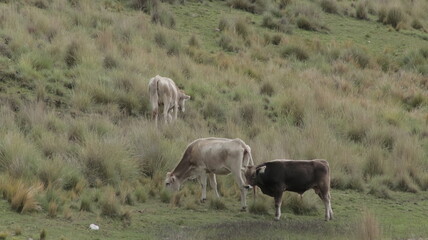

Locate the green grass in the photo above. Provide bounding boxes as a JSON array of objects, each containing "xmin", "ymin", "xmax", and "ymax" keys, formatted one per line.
[{"xmin": 0, "ymin": 189, "xmax": 427, "ymax": 239}]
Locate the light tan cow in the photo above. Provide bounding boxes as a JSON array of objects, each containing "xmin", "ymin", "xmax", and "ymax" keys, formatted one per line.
[
  {"xmin": 165, "ymin": 137, "xmax": 254, "ymax": 210},
  {"xmin": 148, "ymin": 75, "xmax": 190, "ymax": 127}
]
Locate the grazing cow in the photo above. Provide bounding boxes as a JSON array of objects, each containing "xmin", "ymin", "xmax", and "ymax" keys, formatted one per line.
[
  {"xmin": 148, "ymin": 75, "xmax": 190, "ymax": 127},
  {"xmin": 244, "ymin": 159, "xmax": 333, "ymax": 221},
  {"xmin": 165, "ymin": 137, "xmax": 254, "ymax": 210}
]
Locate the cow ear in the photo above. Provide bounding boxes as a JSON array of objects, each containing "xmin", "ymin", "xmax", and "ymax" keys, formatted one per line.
[
  {"xmin": 182, "ymin": 94, "xmax": 190, "ymax": 100},
  {"xmin": 256, "ymin": 166, "xmax": 266, "ymax": 175}
]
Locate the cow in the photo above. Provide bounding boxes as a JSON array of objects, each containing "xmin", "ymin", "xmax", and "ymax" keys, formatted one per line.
[
  {"xmin": 165, "ymin": 137, "xmax": 254, "ymax": 210},
  {"xmin": 244, "ymin": 159, "xmax": 333, "ymax": 221},
  {"xmin": 148, "ymin": 75, "xmax": 190, "ymax": 127}
]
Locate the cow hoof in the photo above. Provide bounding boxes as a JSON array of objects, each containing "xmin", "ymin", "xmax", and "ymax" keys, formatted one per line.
[
  {"xmin": 244, "ymin": 185, "xmax": 252, "ymax": 190},
  {"xmin": 240, "ymin": 206, "xmax": 247, "ymax": 212},
  {"xmin": 274, "ymin": 218, "xmax": 280, "ymax": 221},
  {"xmin": 200, "ymin": 198, "xmax": 206, "ymax": 203}
]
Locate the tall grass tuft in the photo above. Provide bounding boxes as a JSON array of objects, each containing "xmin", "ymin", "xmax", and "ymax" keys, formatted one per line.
[
  {"xmin": 355, "ymin": 209, "xmax": 382, "ymax": 240},
  {"xmin": 320, "ymin": 0, "xmax": 338, "ymax": 14},
  {"xmin": 100, "ymin": 187, "xmax": 121, "ymax": 218},
  {"xmin": 386, "ymin": 7, "xmax": 404, "ymax": 29}
]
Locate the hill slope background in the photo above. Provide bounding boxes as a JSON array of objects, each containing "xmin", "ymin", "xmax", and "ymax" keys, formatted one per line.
[{"xmin": 0, "ymin": 0, "xmax": 428, "ymax": 239}]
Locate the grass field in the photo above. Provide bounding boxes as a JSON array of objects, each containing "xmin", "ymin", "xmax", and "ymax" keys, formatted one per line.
[{"xmin": 0, "ymin": 0, "xmax": 428, "ymax": 239}]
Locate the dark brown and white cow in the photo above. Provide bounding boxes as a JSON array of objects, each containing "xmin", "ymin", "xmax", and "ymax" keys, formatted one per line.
[
  {"xmin": 165, "ymin": 137, "xmax": 254, "ymax": 210},
  {"xmin": 244, "ymin": 159, "xmax": 333, "ymax": 221},
  {"xmin": 148, "ymin": 75, "xmax": 190, "ymax": 127}
]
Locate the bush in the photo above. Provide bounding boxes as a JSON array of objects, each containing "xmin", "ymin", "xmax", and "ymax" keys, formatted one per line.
[
  {"xmin": 283, "ymin": 194, "xmax": 319, "ymax": 216},
  {"xmin": 363, "ymin": 148, "xmax": 385, "ymax": 178},
  {"xmin": 103, "ymin": 54, "xmax": 118, "ymax": 69},
  {"xmin": 296, "ymin": 16, "xmax": 317, "ymax": 31},
  {"xmin": 411, "ymin": 19, "xmax": 424, "ymax": 30},
  {"xmin": 235, "ymin": 18, "xmax": 250, "ymax": 40},
  {"xmin": 320, "ymin": 0, "xmax": 338, "ymax": 14},
  {"xmin": 218, "ymin": 34, "xmax": 240, "ymax": 53},
  {"xmin": 151, "ymin": 8, "xmax": 176, "ymax": 29},
  {"xmin": 188, "ymin": 35, "xmax": 200, "ymax": 48},
  {"xmin": 100, "ymin": 188, "xmax": 121, "ymax": 218},
  {"xmin": 209, "ymin": 198, "xmax": 227, "ymax": 210},
  {"xmin": 356, "ymin": 2, "xmax": 368, "ymax": 20},
  {"xmin": 218, "ymin": 17, "xmax": 230, "ymax": 32},
  {"xmin": 64, "ymin": 41, "xmax": 79, "ymax": 68},
  {"xmin": 342, "ymin": 47, "xmax": 370, "ymax": 68},
  {"xmin": 281, "ymin": 45, "xmax": 309, "ymax": 61},
  {"xmin": 260, "ymin": 82, "xmax": 275, "ymax": 96},
  {"xmin": 249, "ymin": 198, "xmax": 269, "ymax": 215},
  {"xmin": 356, "ymin": 210, "xmax": 383, "ymax": 240},
  {"xmin": 131, "ymin": 0, "xmax": 159, "ymax": 13},
  {"xmin": 159, "ymin": 189, "xmax": 172, "ymax": 203},
  {"xmin": 386, "ymin": 7, "xmax": 403, "ymax": 29},
  {"xmin": 154, "ymin": 31, "xmax": 167, "ymax": 47}
]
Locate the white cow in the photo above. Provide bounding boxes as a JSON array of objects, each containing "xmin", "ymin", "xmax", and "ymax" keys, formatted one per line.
[
  {"xmin": 148, "ymin": 75, "xmax": 190, "ymax": 127},
  {"xmin": 165, "ymin": 137, "xmax": 254, "ymax": 210}
]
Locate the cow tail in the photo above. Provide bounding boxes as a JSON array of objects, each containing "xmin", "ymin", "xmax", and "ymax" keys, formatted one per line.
[
  {"xmin": 243, "ymin": 144, "xmax": 254, "ymax": 167},
  {"xmin": 149, "ymin": 77, "xmax": 159, "ymax": 117}
]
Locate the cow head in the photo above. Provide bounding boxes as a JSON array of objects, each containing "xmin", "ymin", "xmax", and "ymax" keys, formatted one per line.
[
  {"xmin": 244, "ymin": 165, "xmax": 266, "ymax": 186},
  {"xmin": 165, "ymin": 172, "xmax": 180, "ymax": 191},
  {"xmin": 178, "ymin": 91, "xmax": 190, "ymax": 112}
]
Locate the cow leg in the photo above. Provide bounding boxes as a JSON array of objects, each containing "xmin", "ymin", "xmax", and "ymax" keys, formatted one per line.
[
  {"xmin": 173, "ymin": 102, "xmax": 178, "ymax": 121},
  {"xmin": 199, "ymin": 172, "xmax": 208, "ymax": 203},
  {"xmin": 208, "ymin": 173, "xmax": 220, "ymax": 198},
  {"xmin": 274, "ymin": 193, "xmax": 283, "ymax": 221},
  {"xmin": 231, "ymin": 165, "xmax": 248, "ymax": 211},
  {"xmin": 152, "ymin": 109, "xmax": 158, "ymax": 128},
  {"xmin": 316, "ymin": 187, "xmax": 333, "ymax": 221}
]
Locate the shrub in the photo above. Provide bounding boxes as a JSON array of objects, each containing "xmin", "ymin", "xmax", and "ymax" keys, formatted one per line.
[
  {"xmin": 10, "ymin": 181, "xmax": 43, "ymax": 213},
  {"xmin": 249, "ymin": 198, "xmax": 269, "ymax": 215},
  {"xmin": 281, "ymin": 45, "xmax": 309, "ymax": 61},
  {"xmin": 283, "ymin": 194, "xmax": 319, "ymax": 216},
  {"xmin": 159, "ymin": 189, "xmax": 172, "ymax": 203},
  {"xmin": 100, "ymin": 187, "xmax": 121, "ymax": 218},
  {"xmin": 320, "ymin": 0, "xmax": 338, "ymax": 14},
  {"xmin": 151, "ymin": 8, "xmax": 176, "ymax": 29},
  {"xmin": 188, "ymin": 35, "xmax": 200, "ymax": 48},
  {"xmin": 218, "ymin": 34, "xmax": 240, "ymax": 53},
  {"xmin": 227, "ymin": 0, "xmax": 256, "ymax": 14},
  {"xmin": 363, "ymin": 148, "xmax": 385, "ymax": 178},
  {"xmin": 64, "ymin": 41, "xmax": 79, "ymax": 68},
  {"xmin": 135, "ymin": 186, "xmax": 148, "ymax": 203},
  {"xmin": 218, "ymin": 17, "xmax": 230, "ymax": 32},
  {"xmin": 411, "ymin": 19, "xmax": 423, "ymax": 30},
  {"xmin": 234, "ymin": 18, "xmax": 249, "ymax": 40},
  {"xmin": 342, "ymin": 47, "xmax": 370, "ymax": 68},
  {"xmin": 368, "ymin": 179, "xmax": 392, "ymax": 199},
  {"xmin": 80, "ymin": 192, "xmax": 92, "ymax": 212},
  {"xmin": 209, "ymin": 198, "xmax": 227, "ymax": 210},
  {"xmin": 377, "ymin": 7, "xmax": 387, "ymax": 23},
  {"xmin": 296, "ymin": 16, "xmax": 317, "ymax": 31},
  {"xmin": 356, "ymin": 1, "xmax": 368, "ymax": 20},
  {"xmin": 260, "ymin": 82, "xmax": 275, "ymax": 96},
  {"xmin": 356, "ymin": 209, "xmax": 382, "ymax": 240},
  {"xmin": 386, "ymin": 7, "xmax": 403, "ymax": 29},
  {"xmin": 271, "ymin": 34, "xmax": 282, "ymax": 45},
  {"xmin": 262, "ymin": 14, "xmax": 279, "ymax": 30},
  {"xmin": 166, "ymin": 41, "xmax": 181, "ymax": 56},
  {"xmin": 154, "ymin": 31, "xmax": 167, "ymax": 48},
  {"xmin": 131, "ymin": 0, "xmax": 159, "ymax": 13},
  {"xmin": 48, "ymin": 201, "xmax": 58, "ymax": 218},
  {"xmin": 103, "ymin": 54, "xmax": 118, "ymax": 69}
]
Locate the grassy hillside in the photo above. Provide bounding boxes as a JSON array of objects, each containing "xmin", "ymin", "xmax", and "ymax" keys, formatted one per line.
[{"xmin": 0, "ymin": 0, "xmax": 428, "ymax": 239}]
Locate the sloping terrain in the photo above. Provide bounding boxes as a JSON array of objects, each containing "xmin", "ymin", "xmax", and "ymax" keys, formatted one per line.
[{"xmin": 0, "ymin": 0, "xmax": 427, "ymax": 239}]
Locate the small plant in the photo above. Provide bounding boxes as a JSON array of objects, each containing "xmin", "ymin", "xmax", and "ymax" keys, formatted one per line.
[
  {"xmin": 411, "ymin": 19, "xmax": 424, "ymax": 30},
  {"xmin": 40, "ymin": 229, "xmax": 47, "ymax": 240},
  {"xmin": 64, "ymin": 41, "xmax": 79, "ymax": 68},
  {"xmin": 48, "ymin": 201, "xmax": 58, "ymax": 218},
  {"xmin": 218, "ymin": 17, "xmax": 230, "ymax": 31},
  {"xmin": 100, "ymin": 188, "xmax": 121, "ymax": 218},
  {"xmin": 281, "ymin": 45, "xmax": 309, "ymax": 61},
  {"xmin": 188, "ymin": 35, "xmax": 200, "ymax": 48},
  {"xmin": 386, "ymin": 7, "xmax": 403, "ymax": 29},
  {"xmin": 209, "ymin": 198, "xmax": 227, "ymax": 210},
  {"xmin": 154, "ymin": 31, "xmax": 167, "ymax": 48},
  {"xmin": 356, "ymin": 209, "xmax": 382, "ymax": 240},
  {"xmin": 80, "ymin": 194, "xmax": 92, "ymax": 212},
  {"xmin": 103, "ymin": 54, "xmax": 118, "ymax": 69},
  {"xmin": 159, "ymin": 189, "xmax": 172, "ymax": 203},
  {"xmin": 234, "ymin": 18, "xmax": 249, "ymax": 40},
  {"xmin": 260, "ymin": 82, "xmax": 275, "ymax": 96},
  {"xmin": 283, "ymin": 194, "xmax": 319, "ymax": 216},
  {"xmin": 356, "ymin": 1, "xmax": 368, "ymax": 20},
  {"xmin": 320, "ymin": 0, "xmax": 338, "ymax": 14},
  {"xmin": 249, "ymin": 199, "xmax": 269, "ymax": 215}
]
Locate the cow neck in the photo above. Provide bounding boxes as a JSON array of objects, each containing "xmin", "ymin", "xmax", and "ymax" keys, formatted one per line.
[{"xmin": 171, "ymin": 145, "xmax": 195, "ymax": 181}]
